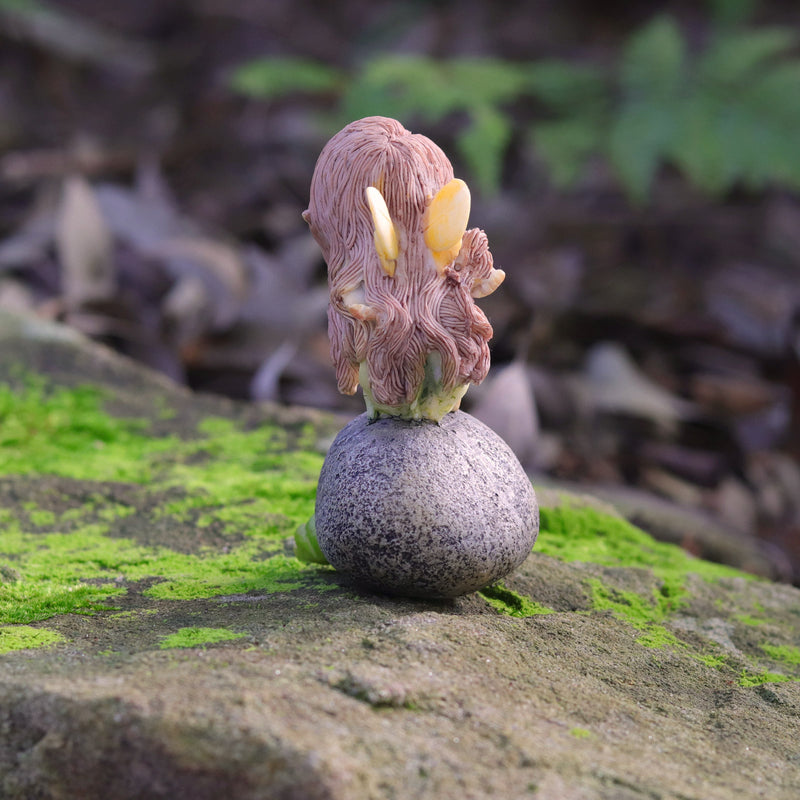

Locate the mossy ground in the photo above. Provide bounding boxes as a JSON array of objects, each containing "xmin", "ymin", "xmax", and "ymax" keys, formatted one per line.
[
  {"xmin": 478, "ymin": 583, "xmax": 554, "ymax": 617},
  {"xmin": 525, "ymin": 503, "xmax": 800, "ymax": 686},
  {"xmin": 2, "ymin": 345, "xmax": 800, "ymax": 799},
  {"xmin": 0, "ymin": 376, "xmax": 798, "ymax": 691},
  {"xmin": 0, "ymin": 377, "xmax": 335, "ymax": 648},
  {"xmin": 158, "ymin": 626, "xmax": 246, "ymax": 649},
  {"xmin": 0, "ymin": 624, "xmax": 64, "ymax": 654}
]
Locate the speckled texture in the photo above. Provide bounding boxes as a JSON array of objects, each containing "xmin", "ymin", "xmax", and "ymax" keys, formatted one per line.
[{"xmin": 315, "ymin": 411, "xmax": 538, "ymax": 597}]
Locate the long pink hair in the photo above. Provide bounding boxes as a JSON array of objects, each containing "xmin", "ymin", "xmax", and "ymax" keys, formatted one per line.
[{"xmin": 304, "ymin": 116, "xmax": 495, "ymax": 406}]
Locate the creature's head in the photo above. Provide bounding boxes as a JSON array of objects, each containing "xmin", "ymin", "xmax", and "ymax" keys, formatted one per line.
[{"xmin": 304, "ymin": 116, "xmax": 505, "ymax": 420}]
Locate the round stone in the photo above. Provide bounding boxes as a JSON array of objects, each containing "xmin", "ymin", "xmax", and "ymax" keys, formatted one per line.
[{"xmin": 315, "ymin": 411, "xmax": 538, "ymax": 598}]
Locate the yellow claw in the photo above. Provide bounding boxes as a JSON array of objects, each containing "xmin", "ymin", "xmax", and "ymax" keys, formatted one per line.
[
  {"xmin": 365, "ymin": 186, "xmax": 399, "ymax": 277},
  {"xmin": 425, "ymin": 178, "xmax": 470, "ymax": 271},
  {"xmin": 471, "ymin": 268, "xmax": 505, "ymax": 298}
]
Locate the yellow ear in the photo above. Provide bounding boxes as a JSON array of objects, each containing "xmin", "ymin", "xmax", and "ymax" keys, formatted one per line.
[
  {"xmin": 424, "ymin": 178, "xmax": 470, "ymax": 270},
  {"xmin": 365, "ymin": 186, "xmax": 399, "ymax": 277}
]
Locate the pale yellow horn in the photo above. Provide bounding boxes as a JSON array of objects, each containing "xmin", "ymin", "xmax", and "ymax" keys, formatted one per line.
[
  {"xmin": 365, "ymin": 186, "xmax": 399, "ymax": 277},
  {"xmin": 471, "ymin": 268, "xmax": 505, "ymax": 298},
  {"xmin": 424, "ymin": 178, "xmax": 470, "ymax": 271}
]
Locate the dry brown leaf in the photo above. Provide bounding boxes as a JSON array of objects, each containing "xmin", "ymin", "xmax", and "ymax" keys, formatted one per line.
[
  {"xmin": 469, "ymin": 362, "xmax": 539, "ymax": 468},
  {"xmin": 155, "ymin": 237, "xmax": 248, "ymax": 332},
  {"xmin": 705, "ymin": 263, "xmax": 800, "ymax": 356},
  {"xmin": 55, "ymin": 176, "xmax": 115, "ymax": 310},
  {"xmin": 161, "ymin": 276, "xmax": 213, "ymax": 346},
  {"xmin": 581, "ymin": 342, "xmax": 695, "ymax": 430},
  {"xmin": 0, "ymin": 2, "xmax": 154, "ymax": 75},
  {"xmin": 250, "ymin": 341, "xmax": 299, "ymax": 402}
]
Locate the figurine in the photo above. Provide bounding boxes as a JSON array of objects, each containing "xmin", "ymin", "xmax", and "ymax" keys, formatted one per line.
[
  {"xmin": 301, "ymin": 117, "xmax": 538, "ymax": 598},
  {"xmin": 303, "ymin": 115, "xmax": 505, "ymax": 422}
]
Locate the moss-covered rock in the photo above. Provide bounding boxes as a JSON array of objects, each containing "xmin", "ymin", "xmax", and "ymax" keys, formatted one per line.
[{"xmin": 1, "ymin": 310, "xmax": 799, "ymax": 799}]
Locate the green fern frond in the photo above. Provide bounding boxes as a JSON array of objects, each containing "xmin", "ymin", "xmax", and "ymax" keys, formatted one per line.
[
  {"xmin": 699, "ymin": 27, "xmax": 797, "ymax": 85},
  {"xmin": 531, "ymin": 118, "xmax": 599, "ymax": 187},
  {"xmin": 229, "ymin": 16, "xmax": 800, "ymax": 201},
  {"xmin": 229, "ymin": 57, "xmax": 343, "ymax": 99},
  {"xmin": 619, "ymin": 16, "xmax": 686, "ymax": 99}
]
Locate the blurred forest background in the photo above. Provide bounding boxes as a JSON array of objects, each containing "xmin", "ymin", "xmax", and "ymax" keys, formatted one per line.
[{"xmin": 2, "ymin": 0, "xmax": 800, "ymax": 583}]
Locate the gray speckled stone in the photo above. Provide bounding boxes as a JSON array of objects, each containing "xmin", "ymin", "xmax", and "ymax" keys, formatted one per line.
[{"xmin": 315, "ymin": 411, "xmax": 538, "ymax": 598}]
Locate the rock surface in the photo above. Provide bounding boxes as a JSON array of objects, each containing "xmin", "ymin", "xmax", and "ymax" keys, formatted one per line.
[
  {"xmin": 1, "ymin": 310, "xmax": 799, "ymax": 800},
  {"xmin": 315, "ymin": 411, "xmax": 538, "ymax": 597}
]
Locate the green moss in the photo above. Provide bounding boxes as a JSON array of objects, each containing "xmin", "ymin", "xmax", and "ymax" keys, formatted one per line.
[
  {"xmin": 159, "ymin": 626, "xmax": 246, "ymax": 649},
  {"xmin": 588, "ymin": 577, "xmax": 685, "ymax": 628},
  {"xmin": 695, "ymin": 653, "xmax": 727, "ymax": 668},
  {"xmin": 734, "ymin": 614, "xmax": 768, "ymax": 627},
  {"xmin": 535, "ymin": 507, "xmax": 768, "ymax": 676},
  {"xmin": 28, "ymin": 509, "xmax": 56, "ymax": 526},
  {"xmin": 0, "ymin": 379, "xmax": 334, "ymax": 626},
  {"xmin": 539, "ymin": 506, "xmax": 759, "ymax": 652},
  {"xmin": 538, "ymin": 505, "xmax": 745, "ymax": 584},
  {"xmin": 0, "ymin": 582, "xmax": 121, "ymax": 624},
  {"xmin": 3, "ymin": 375, "xmax": 793, "ymax": 700},
  {"xmin": 559, "ymin": 522, "xmax": 800, "ymax": 682},
  {"xmin": 738, "ymin": 670, "xmax": 792, "ymax": 687},
  {"xmin": 0, "ymin": 517, "xmax": 335, "ymax": 623},
  {"xmin": 479, "ymin": 583, "xmax": 554, "ymax": 617},
  {"xmin": 0, "ymin": 625, "xmax": 65, "ymax": 654},
  {"xmin": 760, "ymin": 644, "xmax": 800, "ymax": 667},
  {"xmin": 141, "ymin": 552, "xmax": 330, "ymax": 600},
  {"xmin": 0, "ymin": 384, "xmax": 322, "ymax": 533},
  {"xmin": 109, "ymin": 609, "xmax": 158, "ymax": 619},
  {"xmin": 635, "ymin": 626, "xmax": 685, "ymax": 649},
  {"xmin": 636, "ymin": 625, "xmax": 727, "ymax": 667},
  {"xmin": 536, "ymin": 507, "xmax": 799, "ymax": 686},
  {"xmin": 154, "ymin": 395, "xmax": 177, "ymax": 420},
  {"xmin": 151, "ymin": 417, "xmax": 322, "ymax": 537},
  {"xmin": 0, "ymin": 380, "xmax": 173, "ymax": 482},
  {"xmin": 589, "ymin": 577, "xmax": 694, "ymax": 654},
  {"xmin": 569, "ymin": 727, "xmax": 592, "ymax": 739}
]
